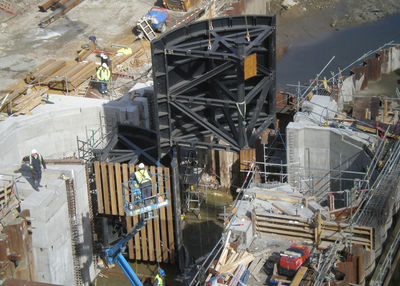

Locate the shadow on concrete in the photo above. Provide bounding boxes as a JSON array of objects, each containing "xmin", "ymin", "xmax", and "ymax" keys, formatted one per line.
[
  {"xmin": 79, "ymin": 212, "xmax": 95, "ymax": 285},
  {"xmin": 14, "ymin": 160, "xmax": 36, "ymax": 191}
]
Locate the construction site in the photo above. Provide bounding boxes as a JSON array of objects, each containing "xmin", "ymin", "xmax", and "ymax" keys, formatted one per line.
[{"xmin": 1, "ymin": 0, "xmax": 400, "ymax": 285}]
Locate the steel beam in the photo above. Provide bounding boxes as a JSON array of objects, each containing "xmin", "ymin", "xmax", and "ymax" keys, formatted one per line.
[{"xmin": 151, "ymin": 15, "xmax": 276, "ymax": 155}]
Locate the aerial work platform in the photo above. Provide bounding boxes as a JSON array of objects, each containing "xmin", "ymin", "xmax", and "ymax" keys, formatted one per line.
[{"xmin": 122, "ymin": 173, "xmax": 170, "ymax": 217}]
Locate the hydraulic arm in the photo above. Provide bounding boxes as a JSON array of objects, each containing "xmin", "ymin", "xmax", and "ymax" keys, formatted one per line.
[{"xmin": 104, "ymin": 219, "xmax": 146, "ymax": 286}]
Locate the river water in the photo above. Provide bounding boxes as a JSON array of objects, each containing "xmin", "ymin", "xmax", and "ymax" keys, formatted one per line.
[{"xmin": 277, "ymin": 13, "xmax": 400, "ymax": 91}]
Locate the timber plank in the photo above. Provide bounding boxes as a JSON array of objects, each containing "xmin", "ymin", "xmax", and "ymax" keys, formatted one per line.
[
  {"xmin": 152, "ymin": 166, "xmax": 162, "ymax": 262},
  {"xmin": 165, "ymin": 167, "xmax": 175, "ymax": 262},
  {"xmin": 255, "ymin": 211, "xmax": 309, "ymax": 223},
  {"xmin": 147, "ymin": 166, "xmax": 155, "ymax": 262},
  {"xmin": 115, "ymin": 163, "xmax": 124, "ymax": 216},
  {"xmin": 129, "ymin": 164, "xmax": 141, "ymax": 260},
  {"xmin": 158, "ymin": 166, "xmax": 169, "ymax": 263},
  {"xmin": 256, "ymin": 221, "xmax": 314, "ymax": 234},
  {"xmin": 256, "ymin": 193, "xmax": 302, "ymax": 203},
  {"xmin": 257, "ymin": 226, "xmax": 313, "ymax": 239},
  {"xmin": 290, "ymin": 266, "xmax": 307, "ymax": 286},
  {"xmin": 108, "ymin": 163, "xmax": 118, "ymax": 215},
  {"xmin": 126, "ymin": 216, "xmax": 134, "ymax": 260},
  {"xmin": 255, "ymin": 215, "xmax": 309, "ymax": 227},
  {"xmin": 100, "ymin": 161, "xmax": 110, "ymax": 214},
  {"xmin": 219, "ymin": 252, "xmax": 255, "ymax": 273},
  {"xmin": 137, "ymin": 164, "xmax": 148, "ymax": 261},
  {"xmin": 94, "ymin": 161, "xmax": 104, "ymax": 213}
]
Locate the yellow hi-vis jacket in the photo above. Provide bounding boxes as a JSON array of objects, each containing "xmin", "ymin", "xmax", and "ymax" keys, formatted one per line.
[
  {"xmin": 154, "ymin": 274, "xmax": 163, "ymax": 285},
  {"xmin": 96, "ymin": 66, "xmax": 111, "ymax": 81},
  {"xmin": 134, "ymin": 169, "xmax": 151, "ymax": 184}
]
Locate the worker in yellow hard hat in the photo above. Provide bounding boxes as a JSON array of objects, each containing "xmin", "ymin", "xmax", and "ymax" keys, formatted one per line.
[
  {"xmin": 134, "ymin": 163, "xmax": 152, "ymax": 206},
  {"xmin": 153, "ymin": 269, "xmax": 165, "ymax": 286},
  {"xmin": 96, "ymin": 63, "xmax": 111, "ymax": 94}
]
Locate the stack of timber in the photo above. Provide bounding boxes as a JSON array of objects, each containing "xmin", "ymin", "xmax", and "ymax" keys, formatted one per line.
[
  {"xmin": 25, "ymin": 59, "xmax": 96, "ymax": 93},
  {"xmin": 0, "ymin": 84, "xmax": 48, "ymax": 115},
  {"xmin": 254, "ymin": 210, "xmax": 373, "ymax": 250},
  {"xmin": 208, "ymin": 243, "xmax": 256, "ymax": 285},
  {"xmin": 38, "ymin": 0, "xmax": 84, "ymax": 28},
  {"xmin": 1, "ymin": 34, "xmax": 147, "ymax": 116},
  {"xmin": 0, "ymin": 181, "xmax": 17, "ymax": 215}
]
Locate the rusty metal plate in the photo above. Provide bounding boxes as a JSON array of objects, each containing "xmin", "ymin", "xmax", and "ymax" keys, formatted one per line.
[{"xmin": 244, "ymin": 53, "xmax": 257, "ymax": 80}]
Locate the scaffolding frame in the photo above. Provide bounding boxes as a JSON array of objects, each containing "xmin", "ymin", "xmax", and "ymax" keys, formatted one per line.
[
  {"xmin": 76, "ymin": 112, "xmax": 116, "ymax": 163},
  {"xmin": 179, "ymin": 147, "xmax": 207, "ymax": 218}
]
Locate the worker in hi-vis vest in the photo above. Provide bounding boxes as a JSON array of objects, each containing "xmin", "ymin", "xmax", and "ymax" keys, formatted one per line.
[
  {"xmin": 153, "ymin": 269, "xmax": 165, "ymax": 286},
  {"xmin": 134, "ymin": 163, "xmax": 152, "ymax": 206},
  {"xmin": 29, "ymin": 149, "xmax": 46, "ymax": 191},
  {"xmin": 96, "ymin": 63, "xmax": 111, "ymax": 94}
]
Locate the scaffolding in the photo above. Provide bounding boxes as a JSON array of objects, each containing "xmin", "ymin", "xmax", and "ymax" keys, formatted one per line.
[
  {"xmin": 76, "ymin": 113, "xmax": 115, "ymax": 163},
  {"xmin": 179, "ymin": 147, "xmax": 207, "ymax": 218},
  {"xmin": 313, "ymin": 133, "xmax": 400, "ymax": 286}
]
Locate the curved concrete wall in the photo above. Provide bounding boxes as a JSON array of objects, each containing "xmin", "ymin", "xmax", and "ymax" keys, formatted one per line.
[{"xmin": 0, "ymin": 94, "xmax": 147, "ymax": 169}]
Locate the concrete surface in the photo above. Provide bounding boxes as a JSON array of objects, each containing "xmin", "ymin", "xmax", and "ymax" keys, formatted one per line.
[
  {"xmin": 21, "ymin": 173, "xmax": 74, "ymax": 285},
  {"xmin": 286, "ymin": 121, "xmax": 372, "ymax": 199},
  {"xmin": 18, "ymin": 163, "xmax": 96, "ymax": 285},
  {"xmin": 0, "ymin": 93, "xmax": 149, "ymax": 169}
]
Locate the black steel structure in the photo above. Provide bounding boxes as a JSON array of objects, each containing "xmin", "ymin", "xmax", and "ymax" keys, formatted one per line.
[
  {"xmin": 151, "ymin": 15, "xmax": 276, "ymax": 156},
  {"xmin": 93, "ymin": 124, "xmax": 160, "ymax": 165}
]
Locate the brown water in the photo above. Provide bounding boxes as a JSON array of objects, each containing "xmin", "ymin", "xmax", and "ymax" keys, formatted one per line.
[{"xmin": 95, "ymin": 189, "xmax": 233, "ymax": 285}]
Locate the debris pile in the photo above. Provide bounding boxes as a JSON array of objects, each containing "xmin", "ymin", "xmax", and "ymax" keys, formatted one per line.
[{"xmin": 203, "ymin": 183, "xmax": 373, "ymax": 285}]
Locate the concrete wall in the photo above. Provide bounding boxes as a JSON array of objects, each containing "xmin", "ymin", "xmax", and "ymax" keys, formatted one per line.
[
  {"xmin": 0, "ymin": 94, "xmax": 149, "ymax": 169},
  {"xmin": 20, "ymin": 164, "xmax": 96, "ymax": 285},
  {"xmin": 287, "ymin": 122, "xmax": 371, "ymax": 201},
  {"xmin": 21, "ymin": 177, "xmax": 75, "ymax": 285},
  {"xmin": 338, "ymin": 46, "xmax": 400, "ymax": 109}
]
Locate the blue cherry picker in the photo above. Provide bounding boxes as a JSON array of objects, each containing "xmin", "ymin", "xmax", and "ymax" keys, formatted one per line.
[{"xmin": 104, "ymin": 172, "xmax": 169, "ymax": 285}]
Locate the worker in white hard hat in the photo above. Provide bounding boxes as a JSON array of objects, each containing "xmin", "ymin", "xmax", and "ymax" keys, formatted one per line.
[
  {"xmin": 96, "ymin": 62, "xmax": 111, "ymax": 94},
  {"xmin": 134, "ymin": 163, "xmax": 152, "ymax": 206},
  {"xmin": 29, "ymin": 149, "xmax": 46, "ymax": 191},
  {"xmin": 100, "ymin": 52, "xmax": 109, "ymax": 66}
]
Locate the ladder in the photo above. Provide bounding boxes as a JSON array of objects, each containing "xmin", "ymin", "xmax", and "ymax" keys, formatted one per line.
[{"xmin": 137, "ymin": 19, "xmax": 157, "ymax": 41}]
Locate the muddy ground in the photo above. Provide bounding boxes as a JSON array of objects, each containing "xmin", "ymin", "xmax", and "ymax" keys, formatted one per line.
[{"xmin": 1, "ymin": 0, "xmax": 400, "ymax": 91}]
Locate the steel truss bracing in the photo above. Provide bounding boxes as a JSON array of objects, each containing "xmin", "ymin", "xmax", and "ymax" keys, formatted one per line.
[{"xmin": 151, "ymin": 15, "xmax": 276, "ymax": 156}]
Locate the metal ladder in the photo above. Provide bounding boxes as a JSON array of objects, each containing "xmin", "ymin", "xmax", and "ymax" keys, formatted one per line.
[{"xmin": 137, "ymin": 19, "xmax": 157, "ymax": 41}]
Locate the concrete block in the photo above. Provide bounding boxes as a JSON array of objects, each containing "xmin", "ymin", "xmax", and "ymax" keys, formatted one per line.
[
  {"xmin": 134, "ymin": 96, "xmax": 149, "ymax": 120},
  {"xmin": 21, "ymin": 179, "xmax": 66, "ymax": 223},
  {"xmin": 230, "ymin": 217, "xmax": 253, "ymax": 249}
]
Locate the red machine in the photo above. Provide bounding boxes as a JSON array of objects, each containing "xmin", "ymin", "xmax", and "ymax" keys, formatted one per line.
[{"xmin": 278, "ymin": 244, "xmax": 309, "ymax": 277}]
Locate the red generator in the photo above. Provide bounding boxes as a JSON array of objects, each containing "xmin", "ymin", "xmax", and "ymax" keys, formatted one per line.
[{"xmin": 278, "ymin": 244, "xmax": 309, "ymax": 277}]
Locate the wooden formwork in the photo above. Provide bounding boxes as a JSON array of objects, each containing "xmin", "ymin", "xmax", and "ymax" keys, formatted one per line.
[
  {"xmin": 93, "ymin": 162, "xmax": 175, "ymax": 263},
  {"xmin": 240, "ymin": 148, "xmax": 256, "ymax": 182},
  {"xmin": 0, "ymin": 210, "xmax": 35, "ymax": 281},
  {"xmin": 0, "ymin": 181, "xmax": 15, "ymax": 208},
  {"xmin": 254, "ymin": 211, "xmax": 374, "ymax": 250}
]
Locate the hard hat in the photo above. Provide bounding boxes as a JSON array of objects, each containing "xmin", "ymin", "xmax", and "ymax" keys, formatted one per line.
[
  {"xmin": 139, "ymin": 163, "xmax": 145, "ymax": 169},
  {"xmin": 31, "ymin": 149, "xmax": 38, "ymax": 154},
  {"xmin": 159, "ymin": 269, "xmax": 165, "ymax": 276},
  {"xmin": 101, "ymin": 63, "xmax": 108, "ymax": 68}
]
